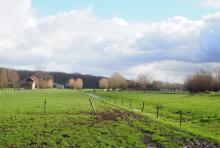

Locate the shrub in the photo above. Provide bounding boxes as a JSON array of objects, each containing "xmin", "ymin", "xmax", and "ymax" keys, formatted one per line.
[{"xmin": 184, "ymin": 70, "xmax": 213, "ymax": 93}]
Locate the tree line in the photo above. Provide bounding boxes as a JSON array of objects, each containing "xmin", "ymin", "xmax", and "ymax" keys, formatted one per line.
[
  {"xmin": 184, "ymin": 69, "xmax": 220, "ymax": 93},
  {"xmin": 99, "ymin": 73, "xmax": 183, "ymax": 91},
  {"xmin": 17, "ymin": 70, "xmax": 102, "ymax": 88},
  {"xmin": 0, "ymin": 68, "xmax": 54, "ymax": 89},
  {"xmin": 1, "ymin": 67, "xmax": 219, "ymax": 93},
  {"xmin": 0, "ymin": 68, "xmax": 19, "ymax": 89},
  {"xmin": 99, "ymin": 70, "xmax": 220, "ymax": 93}
]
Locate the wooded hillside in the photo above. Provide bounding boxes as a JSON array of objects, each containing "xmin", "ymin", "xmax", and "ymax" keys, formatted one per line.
[{"xmin": 17, "ymin": 70, "xmax": 103, "ymax": 88}]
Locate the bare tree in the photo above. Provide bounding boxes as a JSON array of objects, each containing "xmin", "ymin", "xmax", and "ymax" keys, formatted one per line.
[
  {"xmin": 47, "ymin": 79, "xmax": 54, "ymax": 88},
  {"xmin": 75, "ymin": 78, "xmax": 83, "ymax": 89},
  {"xmin": 109, "ymin": 73, "xmax": 127, "ymax": 89},
  {"xmin": 184, "ymin": 70, "xmax": 213, "ymax": 93},
  {"xmin": 68, "ymin": 78, "xmax": 76, "ymax": 89},
  {"xmin": 213, "ymin": 69, "xmax": 220, "ymax": 92},
  {"xmin": 127, "ymin": 80, "xmax": 139, "ymax": 90},
  {"xmin": 7, "ymin": 70, "xmax": 19, "ymax": 88},
  {"xmin": 150, "ymin": 81, "xmax": 163, "ymax": 91},
  {"xmin": 0, "ymin": 68, "xmax": 8, "ymax": 89},
  {"xmin": 137, "ymin": 74, "xmax": 152, "ymax": 91},
  {"xmin": 99, "ymin": 78, "xmax": 109, "ymax": 89}
]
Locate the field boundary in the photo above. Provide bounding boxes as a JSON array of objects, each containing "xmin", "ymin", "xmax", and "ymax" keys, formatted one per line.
[
  {"xmin": 84, "ymin": 92, "xmax": 184, "ymax": 126},
  {"xmin": 84, "ymin": 92, "xmax": 220, "ymax": 145}
]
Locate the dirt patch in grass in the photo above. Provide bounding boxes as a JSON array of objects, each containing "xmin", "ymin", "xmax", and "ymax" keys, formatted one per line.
[
  {"xmin": 183, "ymin": 139, "xmax": 218, "ymax": 148},
  {"xmin": 95, "ymin": 109, "xmax": 219, "ymax": 148},
  {"xmin": 95, "ymin": 110, "xmax": 161, "ymax": 147},
  {"xmin": 143, "ymin": 132, "xmax": 161, "ymax": 148},
  {"xmin": 95, "ymin": 109, "xmax": 139, "ymax": 121}
]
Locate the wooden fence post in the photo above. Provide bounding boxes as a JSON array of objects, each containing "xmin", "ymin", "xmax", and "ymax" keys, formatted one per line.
[
  {"xmin": 156, "ymin": 105, "xmax": 161, "ymax": 118},
  {"xmin": 121, "ymin": 98, "xmax": 124, "ymax": 106},
  {"xmin": 179, "ymin": 111, "xmax": 183, "ymax": 126},
  {"xmin": 44, "ymin": 100, "xmax": 46, "ymax": 115},
  {"xmin": 89, "ymin": 98, "xmax": 97, "ymax": 115},
  {"xmin": 141, "ymin": 101, "xmax": 145, "ymax": 113}
]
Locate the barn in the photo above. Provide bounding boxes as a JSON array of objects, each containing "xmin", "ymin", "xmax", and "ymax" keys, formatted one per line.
[{"xmin": 21, "ymin": 77, "xmax": 36, "ymax": 90}]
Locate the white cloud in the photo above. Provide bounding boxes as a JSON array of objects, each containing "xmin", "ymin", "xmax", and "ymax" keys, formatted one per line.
[
  {"xmin": 124, "ymin": 61, "xmax": 220, "ymax": 83},
  {"xmin": 199, "ymin": 0, "xmax": 220, "ymax": 9},
  {"xmin": 0, "ymin": 0, "xmax": 220, "ymax": 82},
  {"xmin": 0, "ymin": 0, "xmax": 34, "ymax": 37}
]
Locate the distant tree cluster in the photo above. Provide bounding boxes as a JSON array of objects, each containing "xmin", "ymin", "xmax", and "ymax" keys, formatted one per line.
[
  {"xmin": 98, "ymin": 73, "xmax": 183, "ymax": 92},
  {"xmin": 128, "ymin": 74, "xmax": 160, "ymax": 91},
  {"xmin": 99, "ymin": 78, "xmax": 109, "ymax": 89},
  {"xmin": 109, "ymin": 73, "xmax": 127, "ymax": 89},
  {"xmin": 68, "ymin": 78, "xmax": 83, "ymax": 89},
  {"xmin": 99, "ymin": 73, "xmax": 127, "ymax": 89},
  {"xmin": 68, "ymin": 78, "xmax": 75, "ymax": 89},
  {"xmin": 128, "ymin": 77, "xmax": 183, "ymax": 92},
  {"xmin": 31, "ymin": 71, "xmax": 54, "ymax": 88},
  {"xmin": 127, "ymin": 74, "xmax": 155, "ymax": 91},
  {"xmin": 136, "ymin": 74, "xmax": 152, "ymax": 91},
  {"xmin": 0, "ymin": 68, "xmax": 19, "ymax": 89},
  {"xmin": 184, "ymin": 69, "xmax": 220, "ymax": 93}
]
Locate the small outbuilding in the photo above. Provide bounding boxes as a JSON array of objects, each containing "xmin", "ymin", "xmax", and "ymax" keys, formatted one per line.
[
  {"xmin": 54, "ymin": 83, "xmax": 64, "ymax": 89},
  {"xmin": 21, "ymin": 77, "xmax": 36, "ymax": 90}
]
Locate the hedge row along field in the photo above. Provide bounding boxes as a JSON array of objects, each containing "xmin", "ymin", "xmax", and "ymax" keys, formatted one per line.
[{"xmin": 0, "ymin": 89, "xmax": 219, "ymax": 147}]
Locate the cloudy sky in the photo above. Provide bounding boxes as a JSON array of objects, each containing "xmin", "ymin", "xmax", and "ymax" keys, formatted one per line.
[{"xmin": 0, "ymin": 0, "xmax": 220, "ymax": 82}]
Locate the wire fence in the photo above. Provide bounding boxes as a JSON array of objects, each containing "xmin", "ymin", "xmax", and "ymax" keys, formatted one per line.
[{"xmin": 84, "ymin": 92, "xmax": 202, "ymax": 127}]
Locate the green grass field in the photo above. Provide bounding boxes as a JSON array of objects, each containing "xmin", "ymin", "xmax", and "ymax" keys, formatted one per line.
[
  {"xmin": 0, "ymin": 89, "xmax": 219, "ymax": 147},
  {"xmin": 95, "ymin": 90, "xmax": 220, "ymax": 145}
]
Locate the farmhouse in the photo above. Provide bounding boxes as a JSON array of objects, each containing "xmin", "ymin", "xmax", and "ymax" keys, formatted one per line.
[{"xmin": 21, "ymin": 77, "xmax": 36, "ymax": 90}]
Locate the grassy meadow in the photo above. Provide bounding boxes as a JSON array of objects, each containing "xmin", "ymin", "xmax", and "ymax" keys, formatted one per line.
[
  {"xmin": 0, "ymin": 89, "xmax": 219, "ymax": 147},
  {"xmin": 95, "ymin": 90, "xmax": 220, "ymax": 145}
]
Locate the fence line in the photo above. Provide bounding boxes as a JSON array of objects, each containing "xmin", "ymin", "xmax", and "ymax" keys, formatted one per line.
[{"xmin": 84, "ymin": 92, "xmax": 184, "ymax": 126}]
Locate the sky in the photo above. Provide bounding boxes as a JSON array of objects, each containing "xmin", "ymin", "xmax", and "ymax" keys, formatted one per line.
[
  {"xmin": 0, "ymin": 0, "xmax": 220, "ymax": 82},
  {"xmin": 32, "ymin": 0, "xmax": 218, "ymax": 21}
]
